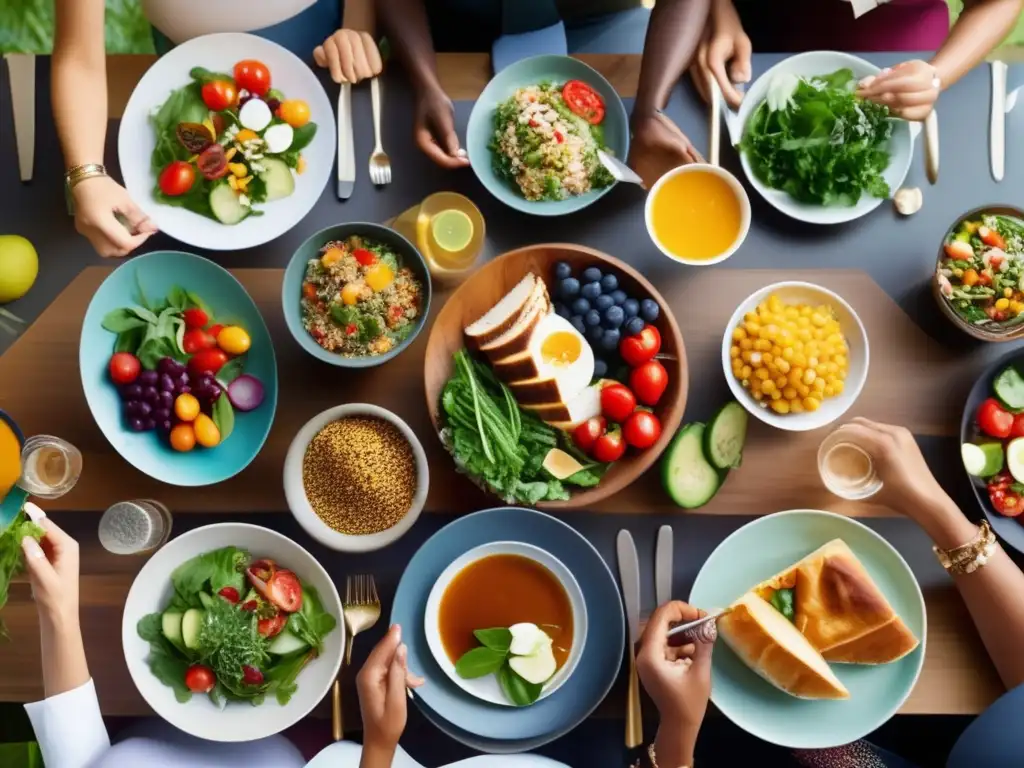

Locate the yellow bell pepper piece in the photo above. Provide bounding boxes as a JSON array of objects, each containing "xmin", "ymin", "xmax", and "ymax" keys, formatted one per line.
[
  {"xmin": 321, "ymin": 247, "xmax": 345, "ymax": 267},
  {"xmin": 365, "ymin": 263, "xmax": 394, "ymax": 292},
  {"xmin": 296, "ymin": 155, "xmax": 307, "ymax": 175},
  {"xmin": 228, "ymin": 163, "xmax": 248, "ymax": 178},
  {"xmin": 341, "ymin": 282, "xmax": 362, "ymax": 306},
  {"xmin": 225, "ymin": 147, "xmax": 237, "ymax": 161}
]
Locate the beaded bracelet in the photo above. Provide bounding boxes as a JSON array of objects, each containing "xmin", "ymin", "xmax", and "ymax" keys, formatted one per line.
[
  {"xmin": 933, "ymin": 520, "xmax": 996, "ymax": 575},
  {"xmin": 646, "ymin": 743, "xmax": 690, "ymax": 768}
]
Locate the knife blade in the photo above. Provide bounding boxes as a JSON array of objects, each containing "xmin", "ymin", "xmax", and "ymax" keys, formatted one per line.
[
  {"xmin": 991, "ymin": 61, "xmax": 1007, "ymax": 182},
  {"xmin": 655, "ymin": 525, "xmax": 672, "ymax": 606},
  {"xmin": 337, "ymin": 82, "xmax": 355, "ymax": 199},
  {"xmin": 616, "ymin": 530, "xmax": 641, "ymax": 644},
  {"xmin": 924, "ymin": 109, "xmax": 939, "ymax": 185},
  {"xmin": 6, "ymin": 54, "xmax": 35, "ymax": 182}
]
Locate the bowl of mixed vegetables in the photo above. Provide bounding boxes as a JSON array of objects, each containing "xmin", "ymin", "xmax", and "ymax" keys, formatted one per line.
[
  {"xmin": 934, "ymin": 206, "xmax": 1024, "ymax": 342},
  {"xmin": 122, "ymin": 522, "xmax": 343, "ymax": 742}
]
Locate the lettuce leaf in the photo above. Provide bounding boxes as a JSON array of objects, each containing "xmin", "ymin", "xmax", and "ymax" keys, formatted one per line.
[{"xmin": 0, "ymin": 509, "xmax": 45, "ymax": 639}]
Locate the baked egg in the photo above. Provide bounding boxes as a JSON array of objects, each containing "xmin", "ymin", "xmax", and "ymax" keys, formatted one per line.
[{"xmin": 503, "ymin": 314, "xmax": 594, "ymax": 406}]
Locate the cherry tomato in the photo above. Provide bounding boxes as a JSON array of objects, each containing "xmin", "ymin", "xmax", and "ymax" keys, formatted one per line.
[
  {"xmin": 620, "ymin": 325, "xmax": 661, "ymax": 367},
  {"xmin": 182, "ymin": 308, "xmax": 209, "ymax": 329},
  {"xmin": 158, "ymin": 161, "xmax": 195, "ymax": 197},
  {"xmin": 562, "ymin": 80, "xmax": 605, "ymax": 124},
  {"xmin": 242, "ymin": 665, "xmax": 265, "ymax": 686},
  {"xmin": 277, "ymin": 99, "xmax": 311, "ymax": 128},
  {"xmin": 979, "ymin": 226, "xmax": 1007, "ymax": 250},
  {"xmin": 988, "ymin": 479, "xmax": 1024, "ymax": 517},
  {"xmin": 267, "ymin": 570, "xmax": 303, "ymax": 613},
  {"xmin": 572, "ymin": 416, "xmax": 607, "ymax": 454},
  {"xmin": 629, "ymin": 360, "xmax": 669, "ymax": 407},
  {"xmin": 207, "ymin": 323, "xmax": 224, "ymax": 339},
  {"xmin": 977, "ymin": 397, "xmax": 1014, "ymax": 439},
  {"xmin": 622, "ymin": 410, "xmax": 662, "ymax": 450},
  {"xmin": 592, "ymin": 427, "xmax": 626, "ymax": 463},
  {"xmin": 600, "ymin": 383, "xmax": 637, "ymax": 423},
  {"xmin": 176, "ymin": 122, "xmax": 213, "ymax": 154},
  {"xmin": 353, "ymin": 248, "xmax": 376, "ymax": 267},
  {"xmin": 169, "ymin": 423, "xmax": 196, "ymax": 452},
  {"xmin": 174, "ymin": 393, "xmax": 201, "ymax": 423},
  {"xmin": 241, "ymin": 600, "xmax": 259, "ymax": 612},
  {"xmin": 188, "ymin": 348, "xmax": 229, "ymax": 376},
  {"xmin": 1010, "ymin": 414, "xmax": 1024, "ymax": 439},
  {"xmin": 257, "ymin": 613, "xmax": 288, "ymax": 638},
  {"xmin": 217, "ymin": 326, "xmax": 251, "ymax": 356},
  {"xmin": 184, "ymin": 664, "xmax": 216, "ymax": 693},
  {"xmin": 109, "ymin": 352, "xmax": 141, "ymax": 385},
  {"xmin": 218, "ymin": 586, "xmax": 240, "ymax": 604},
  {"xmin": 201, "ymin": 80, "xmax": 237, "ymax": 112},
  {"xmin": 193, "ymin": 413, "xmax": 221, "ymax": 448},
  {"xmin": 182, "ymin": 328, "xmax": 216, "ymax": 355},
  {"xmin": 197, "ymin": 144, "xmax": 228, "ymax": 180},
  {"xmin": 234, "ymin": 60, "xmax": 271, "ymax": 97}
]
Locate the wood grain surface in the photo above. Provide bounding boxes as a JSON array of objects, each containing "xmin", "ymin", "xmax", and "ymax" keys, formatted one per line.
[{"xmin": 422, "ymin": 244, "xmax": 687, "ymax": 510}]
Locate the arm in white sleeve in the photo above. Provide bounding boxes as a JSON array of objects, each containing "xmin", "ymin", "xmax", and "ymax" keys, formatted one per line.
[{"xmin": 24, "ymin": 678, "xmax": 111, "ymax": 768}]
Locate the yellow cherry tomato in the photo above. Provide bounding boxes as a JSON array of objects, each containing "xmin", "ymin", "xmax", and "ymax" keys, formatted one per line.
[
  {"xmin": 235, "ymin": 128, "xmax": 259, "ymax": 144},
  {"xmin": 217, "ymin": 325, "xmax": 251, "ymax": 356},
  {"xmin": 174, "ymin": 393, "xmax": 200, "ymax": 422},
  {"xmin": 365, "ymin": 263, "xmax": 394, "ymax": 292},
  {"xmin": 341, "ymin": 282, "xmax": 362, "ymax": 306},
  {"xmin": 169, "ymin": 423, "xmax": 196, "ymax": 452},
  {"xmin": 193, "ymin": 413, "xmax": 221, "ymax": 448},
  {"xmin": 277, "ymin": 99, "xmax": 311, "ymax": 128}
]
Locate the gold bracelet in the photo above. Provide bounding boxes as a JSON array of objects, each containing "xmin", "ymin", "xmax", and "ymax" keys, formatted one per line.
[
  {"xmin": 646, "ymin": 743, "xmax": 691, "ymax": 768},
  {"xmin": 65, "ymin": 163, "xmax": 107, "ymax": 189},
  {"xmin": 933, "ymin": 520, "xmax": 997, "ymax": 575}
]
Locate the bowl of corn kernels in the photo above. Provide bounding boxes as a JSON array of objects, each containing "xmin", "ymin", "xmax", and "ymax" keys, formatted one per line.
[{"xmin": 722, "ymin": 282, "xmax": 869, "ymax": 432}]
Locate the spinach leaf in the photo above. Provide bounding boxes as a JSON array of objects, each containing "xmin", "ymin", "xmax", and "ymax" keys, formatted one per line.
[
  {"xmin": 265, "ymin": 649, "xmax": 316, "ymax": 706},
  {"xmin": 217, "ymin": 356, "xmax": 246, "ymax": 385},
  {"xmin": 770, "ymin": 588, "xmax": 796, "ymax": 622},
  {"xmin": 171, "ymin": 546, "xmax": 248, "ymax": 599},
  {"xmin": 137, "ymin": 612, "xmax": 193, "ymax": 703},
  {"xmin": 211, "ymin": 393, "xmax": 235, "ymax": 441},
  {"xmin": 127, "ymin": 306, "xmax": 160, "ymax": 325},
  {"xmin": 167, "ymin": 286, "xmax": 189, "ymax": 311},
  {"xmin": 185, "ymin": 291, "xmax": 213, "ymax": 318},
  {"xmin": 455, "ymin": 646, "xmax": 508, "ymax": 679},
  {"xmin": 474, "ymin": 627, "xmax": 512, "ymax": 653},
  {"xmin": 290, "ymin": 123, "xmax": 318, "ymax": 153},
  {"xmin": 137, "ymin": 337, "xmax": 178, "ymax": 370},
  {"xmin": 0, "ymin": 509, "xmax": 45, "ymax": 638},
  {"xmin": 286, "ymin": 586, "xmax": 337, "ymax": 654},
  {"xmin": 497, "ymin": 662, "xmax": 542, "ymax": 706},
  {"xmin": 189, "ymin": 66, "xmax": 235, "ymax": 84},
  {"xmin": 115, "ymin": 326, "xmax": 146, "ymax": 354},
  {"xmin": 101, "ymin": 308, "xmax": 150, "ymax": 334}
]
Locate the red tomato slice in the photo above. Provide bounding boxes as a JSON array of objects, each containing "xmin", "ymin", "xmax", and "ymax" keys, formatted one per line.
[
  {"xmin": 197, "ymin": 144, "xmax": 228, "ymax": 181},
  {"xmin": 1010, "ymin": 413, "xmax": 1024, "ymax": 439},
  {"xmin": 562, "ymin": 80, "xmax": 606, "ymax": 125},
  {"xmin": 990, "ymin": 486, "xmax": 1024, "ymax": 517},
  {"xmin": 978, "ymin": 397, "xmax": 1014, "ymax": 439},
  {"xmin": 267, "ymin": 570, "xmax": 303, "ymax": 613},
  {"xmin": 258, "ymin": 613, "xmax": 288, "ymax": 638}
]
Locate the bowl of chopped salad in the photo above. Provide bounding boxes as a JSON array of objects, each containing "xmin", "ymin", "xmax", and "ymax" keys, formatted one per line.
[
  {"xmin": 122, "ymin": 522, "xmax": 343, "ymax": 742},
  {"xmin": 466, "ymin": 55, "xmax": 629, "ymax": 216},
  {"xmin": 282, "ymin": 223, "xmax": 431, "ymax": 368},
  {"xmin": 934, "ymin": 206, "xmax": 1024, "ymax": 342}
]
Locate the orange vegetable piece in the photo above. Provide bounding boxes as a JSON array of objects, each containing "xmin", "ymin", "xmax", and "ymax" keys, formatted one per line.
[
  {"xmin": 962, "ymin": 268, "xmax": 979, "ymax": 287},
  {"xmin": 169, "ymin": 423, "xmax": 197, "ymax": 452},
  {"xmin": 193, "ymin": 414, "xmax": 221, "ymax": 448},
  {"xmin": 321, "ymin": 247, "xmax": 345, "ymax": 267}
]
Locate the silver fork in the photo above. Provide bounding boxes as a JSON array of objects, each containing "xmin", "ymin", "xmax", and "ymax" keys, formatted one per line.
[
  {"xmin": 333, "ymin": 574, "xmax": 382, "ymax": 741},
  {"xmin": 368, "ymin": 77, "xmax": 391, "ymax": 185}
]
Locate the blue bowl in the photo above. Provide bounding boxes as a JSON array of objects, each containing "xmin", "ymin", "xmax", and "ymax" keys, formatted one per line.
[
  {"xmin": 282, "ymin": 223, "xmax": 431, "ymax": 368},
  {"xmin": 80, "ymin": 251, "xmax": 278, "ymax": 487},
  {"xmin": 466, "ymin": 54, "xmax": 629, "ymax": 216}
]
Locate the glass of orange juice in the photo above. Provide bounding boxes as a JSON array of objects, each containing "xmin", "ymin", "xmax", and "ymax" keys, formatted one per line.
[{"xmin": 392, "ymin": 192, "xmax": 485, "ymax": 283}]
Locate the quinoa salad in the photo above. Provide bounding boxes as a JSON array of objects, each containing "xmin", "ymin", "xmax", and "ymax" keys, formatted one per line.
[
  {"xmin": 301, "ymin": 235, "xmax": 424, "ymax": 357},
  {"xmin": 491, "ymin": 80, "xmax": 614, "ymax": 202}
]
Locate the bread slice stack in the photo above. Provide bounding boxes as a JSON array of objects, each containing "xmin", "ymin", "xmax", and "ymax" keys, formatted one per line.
[{"xmin": 718, "ymin": 539, "xmax": 920, "ymax": 700}]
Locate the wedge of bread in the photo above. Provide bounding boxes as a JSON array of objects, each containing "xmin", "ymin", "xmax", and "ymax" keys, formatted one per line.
[{"xmin": 464, "ymin": 273, "xmax": 537, "ymax": 351}]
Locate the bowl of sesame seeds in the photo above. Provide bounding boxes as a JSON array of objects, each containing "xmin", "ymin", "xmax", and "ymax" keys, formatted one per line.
[{"xmin": 284, "ymin": 404, "xmax": 429, "ymax": 552}]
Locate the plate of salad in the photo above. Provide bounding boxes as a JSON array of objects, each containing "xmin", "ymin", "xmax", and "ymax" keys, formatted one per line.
[
  {"xmin": 725, "ymin": 51, "xmax": 917, "ymax": 225},
  {"xmin": 122, "ymin": 523, "xmax": 343, "ymax": 742},
  {"xmin": 118, "ymin": 33, "xmax": 335, "ymax": 250}
]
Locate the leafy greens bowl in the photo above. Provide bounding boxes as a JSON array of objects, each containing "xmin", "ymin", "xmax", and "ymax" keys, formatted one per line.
[
  {"xmin": 724, "ymin": 51, "xmax": 919, "ymax": 225},
  {"xmin": 122, "ymin": 523, "xmax": 344, "ymax": 742}
]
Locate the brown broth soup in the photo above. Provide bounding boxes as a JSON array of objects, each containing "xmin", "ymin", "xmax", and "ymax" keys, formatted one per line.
[{"xmin": 439, "ymin": 554, "xmax": 573, "ymax": 668}]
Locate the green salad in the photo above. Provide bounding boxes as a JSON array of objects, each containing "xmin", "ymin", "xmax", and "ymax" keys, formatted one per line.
[{"xmin": 0, "ymin": 507, "xmax": 44, "ymax": 639}]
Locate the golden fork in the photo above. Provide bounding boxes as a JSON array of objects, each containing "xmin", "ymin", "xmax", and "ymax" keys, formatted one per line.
[{"xmin": 333, "ymin": 574, "xmax": 382, "ymax": 741}]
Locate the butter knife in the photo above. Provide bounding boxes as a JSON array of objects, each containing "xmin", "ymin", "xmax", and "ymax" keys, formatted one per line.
[
  {"xmin": 5, "ymin": 54, "xmax": 35, "ymax": 182},
  {"xmin": 991, "ymin": 61, "xmax": 1007, "ymax": 182},
  {"xmin": 616, "ymin": 530, "xmax": 643, "ymax": 749},
  {"xmin": 337, "ymin": 82, "xmax": 355, "ymax": 199},
  {"xmin": 655, "ymin": 525, "xmax": 672, "ymax": 606}
]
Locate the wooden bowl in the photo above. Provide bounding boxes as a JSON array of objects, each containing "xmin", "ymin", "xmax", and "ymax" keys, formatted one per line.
[
  {"xmin": 933, "ymin": 205, "xmax": 1024, "ymax": 343},
  {"xmin": 423, "ymin": 243, "xmax": 688, "ymax": 509}
]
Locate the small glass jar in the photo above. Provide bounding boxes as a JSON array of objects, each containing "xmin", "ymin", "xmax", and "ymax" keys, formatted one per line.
[
  {"xmin": 17, "ymin": 435, "xmax": 83, "ymax": 500},
  {"xmin": 817, "ymin": 429, "xmax": 883, "ymax": 501},
  {"xmin": 98, "ymin": 499, "xmax": 173, "ymax": 555}
]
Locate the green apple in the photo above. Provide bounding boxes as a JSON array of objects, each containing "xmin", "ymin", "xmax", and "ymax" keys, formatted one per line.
[{"xmin": 0, "ymin": 235, "xmax": 38, "ymax": 303}]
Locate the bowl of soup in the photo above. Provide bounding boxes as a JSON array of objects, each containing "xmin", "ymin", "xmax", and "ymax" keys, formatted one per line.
[
  {"xmin": 645, "ymin": 164, "xmax": 751, "ymax": 266},
  {"xmin": 423, "ymin": 541, "xmax": 587, "ymax": 707}
]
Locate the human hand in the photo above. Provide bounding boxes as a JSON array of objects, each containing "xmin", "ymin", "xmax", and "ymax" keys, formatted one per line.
[
  {"xmin": 313, "ymin": 29, "xmax": 383, "ymax": 85},
  {"xmin": 856, "ymin": 60, "xmax": 940, "ymax": 121},
  {"xmin": 414, "ymin": 85, "xmax": 469, "ymax": 170},
  {"xmin": 20, "ymin": 516, "xmax": 80, "ymax": 629},
  {"xmin": 690, "ymin": 0, "xmax": 751, "ymax": 109},
  {"xmin": 628, "ymin": 112, "xmax": 705, "ymax": 189},
  {"xmin": 72, "ymin": 175, "xmax": 157, "ymax": 258},
  {"xmin": 356, "ymin": 624, "xmax": 425, "ymax": 754}
]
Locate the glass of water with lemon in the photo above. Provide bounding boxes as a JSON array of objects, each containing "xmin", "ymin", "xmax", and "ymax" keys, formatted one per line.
[{"xmin": 392, "ymin": 192, "xmax": 484, "ymax": 282}]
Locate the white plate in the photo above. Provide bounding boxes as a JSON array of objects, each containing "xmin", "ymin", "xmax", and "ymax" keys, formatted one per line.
[
  {"xmin": 118, "ymin": 33, "xmax": 335, "ymax": 250},
  {"xmin": 423, "ymin": 541, "xmax": 588, "ymax": 707},
  {"xmin": 722, "ymin": 282, "xmax": 869, "ymax": 432},
  {"xmin": 121, "ymin": 523, "xmax": 343, "ymax": 742},
  {"xmin": 724, "ymin": 51, "xmax": 919, "ymax": 225}
]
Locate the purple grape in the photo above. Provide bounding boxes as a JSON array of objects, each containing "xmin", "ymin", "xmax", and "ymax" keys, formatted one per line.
[
  {"xmin": 157, "ymin": 357, "xmax": 178, "ymax": 375},
  {"xmin": 177, "ymin": 385, "xmax": 192, "ymax": 396},
  {"xmin": 152, "ymin": 407, "xmax": 170, "ymax": 423},
  {"xmin": 121, "ymin": 383, "xmax": 142, "ymax": 401},
  {"xmin": 265, "ymin": 97, "xmax": 281, "ymax": 113},
  {"xmin": 156, "ymin": 419, "xmax": 173, "ymax": 435},
  {"xmin": 196, "ymin": 374, "xmax": 214, "ymax": 389},
  {"xmin": 174, "ymin": 371, "xmax": 190, "ymax": 389},
  {"xmin": 128, "ymin": 417, "xmax": 145, "ymax": 432},
  {"xmin": 158, "ymin": 390, "xmax": 174, "ymax": 410},
  {"xmin": 137, "ymin": 401, "xmax": 153, "ymax": 417},
  {"xmin": 139, "ymin": 370, "xmax": 159, "ymax": 387},
  {"xmin": 207, "ymin": 383, "xmax": 222, "ymax": 400},
  {"xmin": 142, "ymin": 386, "xmax": 159, "ymax": 405},
  {"xmin": 141, "ymin": 418, "xmax": 156, "ymax": 431},
  {"xmin": 159, "ymin": 373, "xmax": 175, "ymax": 392}
]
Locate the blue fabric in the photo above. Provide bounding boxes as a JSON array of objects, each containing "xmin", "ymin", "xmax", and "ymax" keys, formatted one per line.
[
  {"xmin": 947, "ymin": 683, "xmax": 1024, "ymax": 768},
  {"xmin": 565, "ymin": 7, "xmax": 650, "ymax": 55},
  {"xmin": 492, "ymin": 22, "xmax": 568, "ymax": 72}
]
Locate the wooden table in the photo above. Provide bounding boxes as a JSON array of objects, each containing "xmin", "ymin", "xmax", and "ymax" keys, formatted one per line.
[{"xmin": 0, "ymin": 53, "xmax": 1008, "ymax": 725}]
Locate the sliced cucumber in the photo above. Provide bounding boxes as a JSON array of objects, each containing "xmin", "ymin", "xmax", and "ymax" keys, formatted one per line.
[
  {"xmin": 181, "ymin": 608, "xmax": 204, "ymax": 651},
  {"xmin": 268, "ymin": 628, "xmax": 308, "ymax": 656},
  {"xmin": 1007, "ymin": 438, "xmax": 1024, "ymax": 483},
  {"xmin": 962, "ymin": 442, "xmax": 1004, "ymax": 477},
  {"xmin": 994, "ymin": 366, "xmax": 1024, "ymax": 410},
  {"xmin": 161, "ymin": 611, "xmax": 183, "ymax": 646},
  {"xmin": 259, "ymin": 157, "xmax": 295, "ymax": 202},
  {"xmin": 704, "ymin": 401, "xmax": 748, "ymax": 469},
  {"xmin": 209, "ymin": 183, "xmax": 249, "ymax": 225},
  {"xmin": 662, "ymin": 423, "xmax": 722, "ymax": 509},
  {"xmin": 197, "ymin": 592, "xmax": 215, "ymax": 609}
]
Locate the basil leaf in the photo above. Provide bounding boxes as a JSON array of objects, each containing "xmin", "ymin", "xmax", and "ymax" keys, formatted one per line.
[
  {"xmin": 216, "ymin": 356, "xmax": 246, "ymax": 385},
  {"xmin": 137, "ymin": 337, "xmax": 177, "ymax": 370},
  {"xmin": 167, "ymin": 286, "xmax": 189, "ymax": 311},
  {"xmin": 185, "ymin": 291, "xmax": 213, "ymax": 319},
  {"xmin": 454, "ymin": 647, "xmax": 507, "ymax": 679},
  {"xmin": 497, "ymin": 662, "xmax": 542, "ymax": 706},
  {"xmin": 102, "ymin": 308, "xmax": 150, "ymax": 333},
  {"xmin": 473, "ymin": 627, "xmax": 513, "ymax": 653},
  {"xmin": 127, "ymin": 305, "xmax": 160, "ymax": 325},
  {"xmin": 290, "ymin": 123, "xmax": 317, "ymax": 153},
  {"xmin": 212, "ymin": 393, "xmax": 235, "ymax": 441},
  {"xmin": 114, "ymin": 326, "xmax": 145, "ymax": 354},
  {"xmin": 770, "ymin": 588, "xmax": 795, "ymax": 623},
  {"xmin": 155, "ymin": 307, "xmax": 179, "ymax": 342},
  {"xmin": 174, "ymin": 318, "xmax": 186, "ymax": 355}
]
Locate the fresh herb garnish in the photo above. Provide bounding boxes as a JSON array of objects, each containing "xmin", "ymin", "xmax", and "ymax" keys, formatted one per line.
[
  {"xmin": 453, "ymin": 624, "xmax": 554, "ymax": 707},
  {"xmin": 0, "ymin": 509, "xmax": 45, "ymax": 639},
  {"xmin": 770, "ymin": 588, "xmax": 796, "ymax": 622}
]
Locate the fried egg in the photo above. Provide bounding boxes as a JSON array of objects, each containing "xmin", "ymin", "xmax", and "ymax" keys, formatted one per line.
[{"xmin": 503, "ymin": 314, "xmax": 594, "ymax": 406}]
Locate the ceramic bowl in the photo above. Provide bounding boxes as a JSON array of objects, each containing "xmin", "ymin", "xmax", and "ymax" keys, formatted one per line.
[
  {"xmin": 80, "ymin": 251, "xmax": 277, "ymax": 486},
  {"xmin": 282, "ymin": 222, "xmax": 432, "ymax": 368},
  {"xmin": 118, "ymin": 33, "xmax": 335, "ymax": 250},
  {"xmin": 122, "ymin": 523, "xmax": 344, "ymax": 742},
  {"xmin": 933, "ymin": 205, "xmax": 1024, "ymax": 343},
  {"xmin": 423, "ymin": 243, "xmax": 688, "ymax": 509},
  {"xmin": 690, "ymin": 509, "xmax": 926, "ymax": 749},
  {"xmin": 644, "ymin": 164, "xmax": 752, "ymax": 266},
  {"xmin": 466, "ymin": 54, "xmax": 629, "ymax": 216},
  {"xmin": 722, "ymin": 281, "xmax": 868, "ymax": 432},
  {"xmin": 423, "ymin": 540, "xmax": 588, "ymax": 706},
  {"xmin": 283, "ymin": 403, "xmax": 428, "ymax": 552}
]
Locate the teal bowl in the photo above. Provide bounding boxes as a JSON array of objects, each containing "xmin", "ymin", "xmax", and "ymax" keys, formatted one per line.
[
  {"xmin": 80, "ymin": 251, "xmax": 278, "ymax": 487},
  {"xmin": 282, "ymin": 223, "xmax": 431, "ymax": 368},
  {"xmin": 690, "ymin": 510, "xmax": 926, "ymax": 749},
  {"xmin": 466, "ymin": 54, "xmax": 629, "ymax": 216}
]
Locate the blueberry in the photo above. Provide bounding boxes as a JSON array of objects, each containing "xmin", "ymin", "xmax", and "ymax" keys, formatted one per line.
[
  {"xmin": 554, "ymin": 261, "xmax": 573, "ymax": 280},
  {"xmin": 593, "ymin": 359, "xmax": 609, "ymax": 379},
  {"xmin": 611, "ymin": 289, "xmax": 627, "ymax": 306},
  {"xmin": 600, "ymin": 327, "xmax": 621, "ymax": 351},
  {"xmin": 584, "ymin": 309, "xmax": 602, "ymax": 328},
  {"xmin": 560, "ymin": 277, "xmax": 581, "ymax": 299},
  {"xmin": 601, "ymin": 274, "xmax": 619, "ymax": 292},
  {"xmin": 625, "ymin": 316, "xmax": 645, "ymax": 336},
  {"xmin": 603, "ymin": 305, "xmax": 625, "ymax": 329},
  {"xmin": 587, "ymin": 324, "xmax": 605, "ymax": 344},
  {"xmin": 623, "ymin": 298, "xmax": 640, "ymax": 318},
  {"xmin": 582, "ymin": 266, "xmax": 602, "ymax": 283},
  {"xmin": 640, "ymin": 299, "xmax": 660, "ymax": 323},
  {"xmin": 555, "ymin": 302, "xmax": 571, "ymax": 319},
  {"xmin": 581, "ymin": 281, "xmax": 602, "ymax": 301},
  {"xmin": 595, "ymin": 294, "xmax": 614, "ymax": 312},
  {"xmin": 571, "ymin": 297, "xmax": 591, "ymax": 316},
  {"xmin": 570, "ymin": 315, "xmax": 586, "ymax": 335}
]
